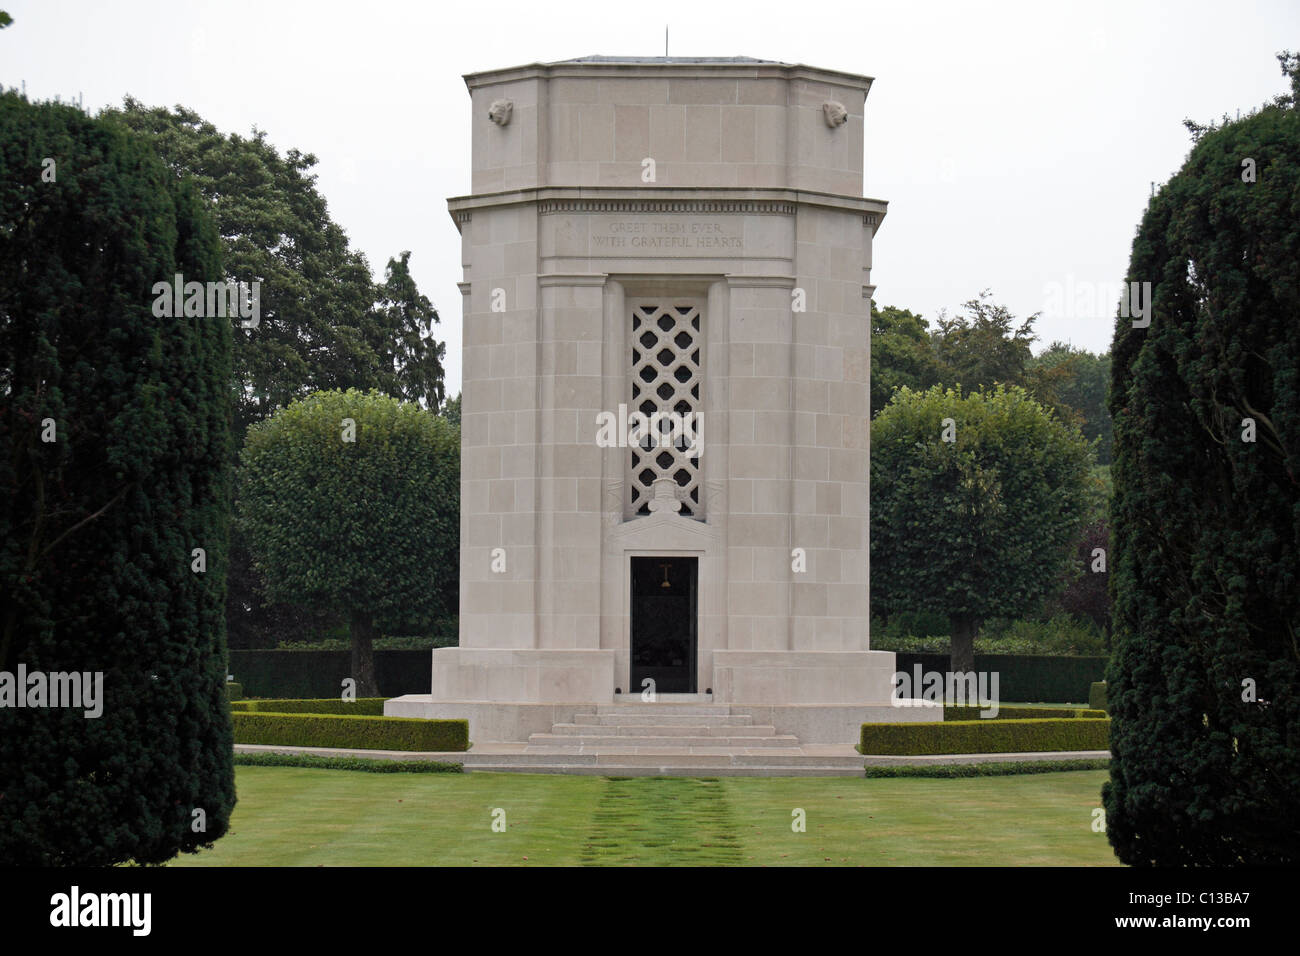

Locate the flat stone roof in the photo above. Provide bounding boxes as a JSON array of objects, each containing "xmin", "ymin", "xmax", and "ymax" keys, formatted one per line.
[
  {"xmin": 464, "ymin": 56, "xmax": 872, "ymax": 90},
  {"xmin": 555, "ymin": 55, "xmax": 788, "ymax": 65}
]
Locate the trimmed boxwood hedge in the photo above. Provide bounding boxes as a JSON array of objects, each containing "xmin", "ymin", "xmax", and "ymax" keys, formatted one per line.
[
  {"xmin": 859, "ymin": 718, "xmax": 1110, "ymax": 755},
  {"xmin": 234, "ymin": 753, "xmax": 462, "ymax": 773},
  {"xmin": 230, "ymin": 698, "xmax": 388, "ymax": 715},
  {"xmin": 225, "ymin": 683, "xmax": 244, "ymax": 701},
  {"xmin": 943, "ymin": 705, "xmax": 1106, "ymax": 721},
  {"xmin": 232, "ymin": 712, "xmax": 469, "ymax": 752},
  {"xmin": 864, "ymin": 758, "xmax": 1110, "ymax": 778},
  {"xmin": 1088, "ymin": 681, "xmax": 1107, "ymax": 712}
]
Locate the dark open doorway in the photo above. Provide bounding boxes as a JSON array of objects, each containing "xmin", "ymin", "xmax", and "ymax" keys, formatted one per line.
[{"xmin": 630, "ymin": 556, "xmax": 697, "ymax": 694}]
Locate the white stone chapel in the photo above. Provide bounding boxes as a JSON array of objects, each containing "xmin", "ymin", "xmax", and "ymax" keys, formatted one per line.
[{"xmin": 387, "ymin": 55, "xmax": 923, "ymax": 749}]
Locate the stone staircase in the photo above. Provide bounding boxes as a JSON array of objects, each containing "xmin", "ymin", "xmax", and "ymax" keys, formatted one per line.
[
  {"xmin": 241, "ymin": 694, "xmax": 1109, "ymax": 774},
  {"xmin": 466, "ymin": 698, "xmax": 866, "ymax": 776}
]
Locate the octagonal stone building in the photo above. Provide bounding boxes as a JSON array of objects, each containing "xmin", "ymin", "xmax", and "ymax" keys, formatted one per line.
[{"xmin": 387, "ymin": 55, "xmax": 915, "ymax": 747}]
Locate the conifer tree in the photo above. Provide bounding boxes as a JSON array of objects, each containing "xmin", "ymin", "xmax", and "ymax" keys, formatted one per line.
[
  {"xmin": 1104, "ymin": 54, "xmax": 1300, "ymax": 865},
  {"xmin": 0, "ymin": 93, "xmax": 235, "ymax": 864}
]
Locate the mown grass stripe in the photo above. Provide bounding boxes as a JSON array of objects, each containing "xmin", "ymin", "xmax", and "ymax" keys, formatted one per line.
[{"xmin": 579, "ymin": 777, "xmax": 743, "ymax": 866}]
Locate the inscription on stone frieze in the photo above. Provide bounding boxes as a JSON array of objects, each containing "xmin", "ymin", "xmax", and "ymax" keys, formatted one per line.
[{"xmin": 589, "ymin": 217, "xmax": 744, "ymax": 251}]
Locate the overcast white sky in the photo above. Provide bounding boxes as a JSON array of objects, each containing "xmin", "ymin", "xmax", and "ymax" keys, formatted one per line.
[{"xmin": 4, "ymin": 0, "xmax": 1296, "ymax": 397}]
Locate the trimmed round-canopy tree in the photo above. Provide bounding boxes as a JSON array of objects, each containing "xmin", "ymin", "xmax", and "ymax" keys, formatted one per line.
[
  {"xmin": 238, "ymin": 389, "xmax": 459, "ymax": 696},
  {"xmin": 871, "ymin": 384, "xmax": 1092, "ymax": 673},
  {"xmin": 0, "ymin": 92, "xmax": 235, "ymax": 864},
  {"xmin": 1103, "ymin": 59, "xmax": 1300, "ymax": 866}
]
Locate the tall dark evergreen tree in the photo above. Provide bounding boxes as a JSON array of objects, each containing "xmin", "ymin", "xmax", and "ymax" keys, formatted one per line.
[
  {"xmin": 1104, "ymin": 55, "xmax": 1300, "ymax": 865},
  {"xmin": 0, "ymin": 93, "xmax": 235, "ymax": 864}
]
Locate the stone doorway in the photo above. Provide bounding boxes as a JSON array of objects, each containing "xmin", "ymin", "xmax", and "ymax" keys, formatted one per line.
[{"xmin": 630, "ymin": 556, "xmax": 698, "ymax": 694}]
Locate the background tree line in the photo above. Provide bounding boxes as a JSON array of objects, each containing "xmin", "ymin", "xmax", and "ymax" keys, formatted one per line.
[
  {"xmin": 102, "ymin": 101, "xmax": 460, "ymax": 653},
  {"xmin": 872, "ymin": 291, "xmax": 1112, "ymax": 464},
  {"xmin": 869, "ymin": 292, "xmax": 1114, "ymax": 662}
]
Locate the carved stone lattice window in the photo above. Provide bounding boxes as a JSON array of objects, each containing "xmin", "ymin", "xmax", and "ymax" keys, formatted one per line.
[{"xmin": 629, "ymin": 303, "xmax": 702, "ymax": 518}]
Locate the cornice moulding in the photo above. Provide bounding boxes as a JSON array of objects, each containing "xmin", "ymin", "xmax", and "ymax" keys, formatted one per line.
[
  {"xmin": 462, "ymin": 61, "xmax": 873, "ymax": 93},
  {"xmin": 446, "ymin": 187, "xmax": 888, "ymax": 231}
]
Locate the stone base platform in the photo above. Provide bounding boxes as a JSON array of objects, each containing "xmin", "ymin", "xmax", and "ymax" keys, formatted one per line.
[
  {"xmin": 390, "ymin": 647, "xmax": 919, "ymax": 746},
  {"xmin": 384, "ymin": 695, "xmax": 936, "ymax": 746},
  {"xmin": 376, "ymin": 696, "xmax": 939, "ymax": 772},
  {"xmin": 236, "ymin": 741, "xmax": 867, "ymax": 776},
  {"xmin": 235, "ymin": 743, "xmax": 1109, "ymax": 777}
]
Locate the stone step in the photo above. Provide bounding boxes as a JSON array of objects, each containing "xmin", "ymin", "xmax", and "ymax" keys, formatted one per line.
[
  {"xmin": 507, "ymin": 746, "xmax": 865, "ymax": 769},
  {"xmin": 527, "ymin": 733, "xmax": 800, "ymax": 748},
  {"xmin": 575, "ymin": 713, "xmax": 754, "ymax": 726},
  {"xmin": 486, "ymin": 750, "xmax": 600, "ymax": 765},
  {"xmin": 551, "ymin": 722, "xmax": 776, "ymax": 737},
  {"xmin": 523, "ymin": 749, "xmax": 802, "ymax": 767},
  {"xmin": 594, "ymin": 703, "xmax": 733, "ymax": 716},
  {"xmin": 467, "ymin": 763, "xmax": 864, "ymax": 777},
  {"xmin": 731, "ymin": 751, "xmax": 865, "ymax": 768},
  {"xmin": 465, "ymin": 745, "xmax": 865, "ymax": 776}
]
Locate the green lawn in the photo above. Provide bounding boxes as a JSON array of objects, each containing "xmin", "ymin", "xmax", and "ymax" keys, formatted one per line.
[{"xmin": 168, "ymin": 767, "xmax": 1120, "ymax": 866}]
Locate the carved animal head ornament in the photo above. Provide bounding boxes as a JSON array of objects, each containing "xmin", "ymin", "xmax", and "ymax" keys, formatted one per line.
[
  {"xmin": 488, "ymin": 99, "xmax": 513, "ymax": 127},
  {"xmin": 823, "ymin": 101, "xmax": 849, "ymax": 128}
]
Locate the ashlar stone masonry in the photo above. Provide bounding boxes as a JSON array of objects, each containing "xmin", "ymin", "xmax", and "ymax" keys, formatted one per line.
[{"xmin": 386, "ymin": 55, "xmax": 922, "ymax": 744}]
